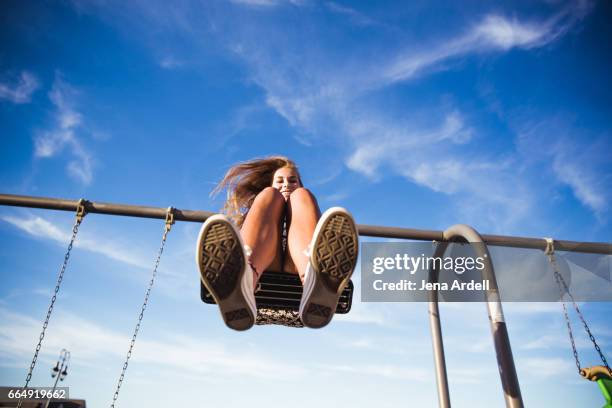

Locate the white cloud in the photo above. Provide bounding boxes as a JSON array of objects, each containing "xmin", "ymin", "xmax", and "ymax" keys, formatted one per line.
[
  {"xmin": 384, "ymin": 3, "xmax": 591, "ymax": 83},
  {"xmin": 382, "ymin": 16, "xmax": 527, "ymax": 83},
  {"xmin": 325, "ymin": 2, "xmax": 380, "ymax": 27},
  {"xmin": 230, "ymin": 0, "xmax": 278, "ymax": 5},
  {"xmin": 334, "ymin": 278, "xmax": 421, "ymax": 329},
  {"xmin": 230, "ymin": 0, "xmax": 305, "ymax": 7},
  {"xmin": 0, "ymin": 308, "xmax": 307, "ymax": 380},
  {"xmin": 447, "ymin": 367, "xmax": 495, "ymax": 385},
  {"xmin": 334, "ymin": 301, "xmax": 389, "ymax": 326},
  {"xmin": 34, "ymin": 129, "xmax": 72, "ymax": 158},
  {"xmin": 63, "ymin": 0, "xmax": 595, "ymax": 229},
  {"xmin": 316, "ymin": 362, "xmax": 428, "ymax": 381},
  {"xmin": 216, "ymin": 6, "xmax": 588, "ymax": 229},
  {"xmin": 1, "ymin": 215, "xmax": 150, "ymax": 269},
  {"xmin": 345, "ymin": 111, "xmax": 472, "ymax": 178},
  {"xmin": 346, "ymin": 111, "xmax": 472, "ymax": 181},
  {"xmin": 252, "ymin": 23, "xmax": 607, "ymax": 226},
  {"xmin": 521, "ymin": 357, "xmax": 574, "ymax": 378},
  {"xmin": 66, "ymin": 142, "xmax": 94, "ymax": 185},
  {"xmin": 0, "ymin": 212, "xmax": 210, "ymax": 301},
  {"xmin": 520, "ymin": 333, "xmax": 592, "ymax": 351},
  {"xmin": 552, "ymin": 160, "xmax": 606, "ymax": 216},
  {"xmin": 33, "ymin": 76, "xmax": 95, "ymax": 185},
  {"xmin": 159, "ymin": 55, "xmax": 185, "ymax": 69},
  {"xmin": 2, "ymin": 215, "xmax": 68, "ymax": 241},
  {"xmin": 473, "ymin": 15, "xmax": 548, "ymax": 50},
  {"xmin": 516, "ymin": 118, "xmax": 611, "ymax": 220},
  {"xmin": 343, "ymin": 110, "xmax": 531, "ymax": 227},
  {"xmin": 0, "ymin": 71, "xmax": 39, "ymax": 104}
]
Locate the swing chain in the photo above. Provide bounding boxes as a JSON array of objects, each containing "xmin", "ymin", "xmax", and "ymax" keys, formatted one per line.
[
  {"xmin": 545, "ymin": 238, "xmax": 612, "ymax": 378},
  {"xmin": 110, "ymin": 207, "xmax": 175, "ymax": 408},
  {"xmin": 17, "ymin": 199, "xmax": 88, "ymax": 408}
]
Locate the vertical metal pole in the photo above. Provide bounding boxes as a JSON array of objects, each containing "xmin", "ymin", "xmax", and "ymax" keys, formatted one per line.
[
  {"xmin": 428, "ymin": 241, "xmax": 451, "ymax": 408},
  {"xmin": 428, "ymin": 224, "xmax": 523, "ymax": 408}
]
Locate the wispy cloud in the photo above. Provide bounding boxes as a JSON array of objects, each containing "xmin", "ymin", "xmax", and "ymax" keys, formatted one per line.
[
  {"xmin": 0, "ymin": 308, "xmax": 307, "ymax": 380},
  {"xmin": 342, "ymin": 109, "xmax": 532, "ymax": 227},
  {"xmin": 520, "ymin": 333, "xmax": 592, "ymax": 350},
  {"xmin": 65, "ymin": 0, "xmax": 596, "ymax": 228},
  {"xmin": 334, "ymin": 277, "xmax": 420, "ymax": 329},
  {"xmin": 447, "ymin": 367, "xmax": 495, "ymax": 385},
  {"xmin": 1, "ymin": 214, "xmax": 150, "ymax": 269},
  {"xmin": 237, "ymin": 4, "xmax": 593, "ymax": 228},
  {"xmin": 382, "ymin": 15, "xmax": 546, "ymax": 83},
  {"xmin": 33, "ymin": 75, "xmax": 95, "ymax": 185},
  {"xmin": 346, "ymin": 111, "xmax": 473, "ymax": 180},
  {"xmin": 516, "ymin": 117, "xmax": 611, "ymax": 221},
  {"xmin": 230, "ymin": 0, "xmax": 278, "ymax": 6},
  {"xmin": 159, "ymin": 55, "xmax": 185, "ymax": 69},
  {"xmin": 227, "ymin": 2, "xmax": 590, "ymax": 150},
  {"xmin": 0, "ymin": 212, "xmax": 211, "ymax": 300},
  {"xmin": 383, "ymin": 3, "xmax": 592, "ymax": 83},
  {"xmin": 336, "ymin": 333, "xmax": 425, "ymax": 356},
  {"xmin": 316, "ymin": 362, "xmax": 428, "ymax": 381},
  {"xmin": 229, "ymin": 0, "xmax": 304, "ymax": 7},
  {"xmin": 210, "ymin": 103, "xmax": 268, "ymax": 150},
  {"xmin": 334, "ymin": 301, "xmax": 389, "ymax": 326},
  {"xmin": 521, "ymin": 357, "xmax": 574, "ymax": 378},
  {"xmin": 325, "ymin": 2, "xmax": 380, "ymax": 27},
  {"xmin": 552, "ymin": 157, "xmax": 608, "ymax": 218},
  {"xmin": 0, "ymin": 71, "xmax": 39, "ymax": 104},
  {"xmin": 0, "ymin": 288, "xmax": 55, "ymax": 307},
  {"xmin": 239, "ymin": 4, "xmax": 590, "ymax": 126}
]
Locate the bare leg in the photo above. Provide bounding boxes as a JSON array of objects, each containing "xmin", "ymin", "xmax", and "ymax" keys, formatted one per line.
[
  {"xmin": 286, "ymin": 187, "xmax": 320, "ymax": 282},
  {"xmin": 241, "ymin": 187, "xmax": 285, "ymax": 285}
]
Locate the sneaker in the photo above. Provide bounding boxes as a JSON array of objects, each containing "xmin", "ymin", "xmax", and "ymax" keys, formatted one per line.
[
  {"xmin": 299, "ymin": 207, "xmax": 359, "ymax": 328},
  {"xmin": 196, "ymin": 214, "xmax": 257, "ymax": 331}
]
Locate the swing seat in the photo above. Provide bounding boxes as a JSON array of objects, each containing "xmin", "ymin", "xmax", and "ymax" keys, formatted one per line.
[
  {"xmin": 200, "ymin": 270, "xmax": 354, "ymax": 328},
  {"xmin": 581, "ymin": 366, "xmax": 612, "ymax": 408}
]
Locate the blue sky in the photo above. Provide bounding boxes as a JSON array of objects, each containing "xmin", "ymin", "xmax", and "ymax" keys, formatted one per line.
[{"xmin": 1, "ymin": 0, "xmax": 611, "ymax": 406}]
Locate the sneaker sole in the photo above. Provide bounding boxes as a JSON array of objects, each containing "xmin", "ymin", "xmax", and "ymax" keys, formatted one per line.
[
  {"xmin": 301, "ymin": 208, "xmax": 358, "ymax": 328},
  {"xmin": 196, "ymin": 216, "xmax": 255, "ymax": 331}
]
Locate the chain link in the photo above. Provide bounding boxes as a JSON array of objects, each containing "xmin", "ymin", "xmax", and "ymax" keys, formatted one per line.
[
  {"xmin": 110, "ymin": 209, "xmax": 174, "ymax": 407},
  {"xmin": 17, "ymin": 200, "xmax": 87, "ymax": 408},
  {"xmin": 546, "ymin": 247, "xmax": 612, "ymax": 378}
]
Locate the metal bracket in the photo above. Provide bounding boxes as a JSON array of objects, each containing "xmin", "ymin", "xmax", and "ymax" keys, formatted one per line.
[
  {"xmin": 544, "ymin": 237, "xmax": 555, "ymax": 256},
  {"xmin": 75, "ymin": 199, "xmax": 87, "ymax": 223},
  {"xmin": 165, "ymin": 207, "xmax": 175, "ymax": 231}
]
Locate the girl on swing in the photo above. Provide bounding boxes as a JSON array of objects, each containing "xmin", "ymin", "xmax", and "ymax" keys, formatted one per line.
[{"xmin": 196, "ymin": 156, "xmax": 359, "ymax": 331}]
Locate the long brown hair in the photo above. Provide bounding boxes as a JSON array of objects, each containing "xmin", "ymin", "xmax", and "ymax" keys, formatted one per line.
[{"xmin": 212, "ymin": 156, "xmax": 301, "ymax": 226}]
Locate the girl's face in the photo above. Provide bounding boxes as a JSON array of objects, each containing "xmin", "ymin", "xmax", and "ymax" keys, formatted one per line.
[{"xmin": 272, "ymin": 166, "xmax": 301, "ymax": 200}]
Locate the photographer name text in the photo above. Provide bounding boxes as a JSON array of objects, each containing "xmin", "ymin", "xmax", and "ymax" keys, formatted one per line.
[{"xmin": 373, "ymin": 279, "xmax": 490, "ymax": 291}]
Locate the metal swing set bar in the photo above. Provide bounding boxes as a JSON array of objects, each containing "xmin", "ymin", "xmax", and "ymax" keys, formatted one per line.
[{"xmin": 1, "ymin": 193, "xmax": 610, "ymax": 254}]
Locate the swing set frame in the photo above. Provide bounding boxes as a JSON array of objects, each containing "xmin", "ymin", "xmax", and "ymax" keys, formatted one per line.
[{"xmin": 1, "ymin": 192, "xmax": 611, "ymax": 408}]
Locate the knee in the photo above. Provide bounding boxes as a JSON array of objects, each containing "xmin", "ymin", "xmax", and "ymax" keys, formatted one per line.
[
  {"xmin": 287, "ymin": 187, "xmax": 317, "ymax": 207},
  {"xmin": 253, "ymin": 186, "xmax": 285, "ymax": 210}
]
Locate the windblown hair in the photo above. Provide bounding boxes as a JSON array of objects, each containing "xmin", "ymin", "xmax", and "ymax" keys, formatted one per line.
[{"xmin": 212, "ymin": 156, "xmax": 301, "ymax": 226}]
